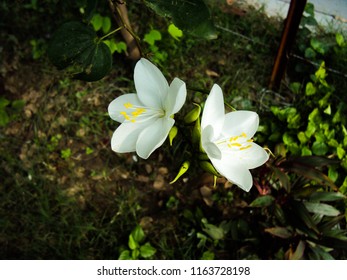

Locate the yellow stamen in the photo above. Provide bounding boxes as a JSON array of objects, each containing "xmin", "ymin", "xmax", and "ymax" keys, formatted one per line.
[
  {"xmin": 120, "ymin": 111, "xmax": 131, "ymax": 121},
  {"xmin": 228, "ymin": 143, "xmax": 242, "ymax": 147},
  {"xmin": 131, "ymin": 108, "xmax": 146, "ymax": 117},
  {"xmin": 240, "ymin": 145, "xmax": 252, "ymax": 150},
  {"xmin": 241, "ymin": 132, "xmax": 247, "ymax": 138},
  {"xmin": 124, "ymin": 103, "xmax": 133, "ymax": 109}
]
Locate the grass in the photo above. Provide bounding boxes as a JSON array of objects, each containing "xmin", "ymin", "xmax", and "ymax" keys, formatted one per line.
[{"xmin": 1, "ymin": 0, "xmax": 346, "ymax": 259}]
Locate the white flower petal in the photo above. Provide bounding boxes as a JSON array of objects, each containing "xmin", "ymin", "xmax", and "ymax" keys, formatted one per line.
[
  {"xmin": 220, "ymin": 143, "xmax": 269, "ymax": 169},
  {"xmin": 165, "ymin": 78, "xmax": 187, "ymax": 116},
  {"xmin": 204, "ymin": 142, "xmax": 222, "ymax": 160},
  {"xmin": 111, "ymin": 121, "xmax": 151, "ymax": 153},
  {"xmin": 222, "ymin": 111, "xmax": 259, "ymax": 139},
  {"xmin": 202, "ymin": 125, "xmax": 222, "ymax": 160},
  {"xmin": 136, "ymin": 117, "xmax": 175, "ymax": 159},
  {"xmin": 134, "ymin": 58, "xmax": 169, "ymax": 108},
  {"xmin": 201, "ymin": 84, "xmax": 225, "ymax": 136},
  {"xmin": 211, "ymin": 157, "xmax": 253, "ymax": 192},
  {"xmin": 108, "ymin": 94, "xmax": 143, "ymax": 123}
]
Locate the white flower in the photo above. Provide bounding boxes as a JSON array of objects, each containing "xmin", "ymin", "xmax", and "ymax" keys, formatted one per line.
[
  {"xmin": 201, "ymin": 84, "xmax": 269, "ymax": 191},
  {"xmin": 108, "ymin": 58, "xmax": 186, "ymax": 159}
]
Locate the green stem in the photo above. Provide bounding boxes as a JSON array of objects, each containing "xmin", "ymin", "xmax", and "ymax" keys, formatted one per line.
[{"xmin": 99, "ymin": 26, "xmax": 124, "ymax": 41}]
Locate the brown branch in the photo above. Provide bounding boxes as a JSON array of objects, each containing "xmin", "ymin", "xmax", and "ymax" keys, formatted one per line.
[{"xmin": 108, "ymin": 0, "xmax": 141, "ymax": 60}]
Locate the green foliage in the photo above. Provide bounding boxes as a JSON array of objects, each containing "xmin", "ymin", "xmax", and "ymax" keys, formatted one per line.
[
  {"xmin": 262, "ymin": 156, "xmax": 347, "ymax": 259},
  {"xmin": 119, "ymin": 225, "xmax": 156, "ymax": 260},
  {"xmin": 47, "ymin": 21, "xmax": 112, "ymax": 81},
  {"xmin": 261, "ymin": 54, "xmax": 347, "ymax": 194},
  {"xmin": 168, "ymin": 23, "xmax": 183, "ymax": 41},
  {"xmin": 2, "ymin": 0, "xmax": 346, "ymax": 261},
  {"xmin": 30, "ymin": 39, "xmax": 46, "ymax": 59},
  {"xmin": 90, "ymin": 13, "xmax": 111, "ymax": 34},
  {"xmin": 0, "ymin": 97, "xmax": 25, "ymax": 127},
  {"xmin": 143, "ymin": 29, "xmax": 168, "ymax": 64},
  {"xmin": 144, "ymin": 0, "xmax": 217, "ymax": 39},
  {"xmin": 61, "ymin": 148, "xmax": 72, "ymax": 159}
]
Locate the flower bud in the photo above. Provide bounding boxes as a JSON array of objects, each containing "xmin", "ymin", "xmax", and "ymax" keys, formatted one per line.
[
  {"xmin": 170, "ymin": 161, "xmax": 190, "ymax": 184},
  {"xmin": 191, "ymin": 117, "xmax": 201, "ymax": 144},
  {"xmin": 169, "ymin": 126, "xmax": 178, "ymax": 146},
  {"xmin": 199, "ymin": 160, "xmax": 220, "ymax": 177},
  {"xmin": 198, "ymin": 152, "xmax": 209, "ymax": 161},
  {"xmin": 184, "ymin": 103, "xmax": 201, "ymax": 124}
]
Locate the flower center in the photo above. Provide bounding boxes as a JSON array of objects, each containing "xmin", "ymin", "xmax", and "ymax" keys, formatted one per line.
[
  {"xmin": 216, "ymin": 132, "xmax": 253, "ymax": 152},
  {"xmin": 120, "ymin": 102, "xmax": 165, "ymax": 123}
]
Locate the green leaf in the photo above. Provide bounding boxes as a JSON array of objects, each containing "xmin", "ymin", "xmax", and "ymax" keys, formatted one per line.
[
  {"xmin": 73, "ymin": 42, "xmax": 112, "ymax": 81},
  {"xmin": 144, "ymin": 0, "xmax": 217, "ymax": 39},
  {"xmin": 301, "ymin": 146, "xmax": 312, "ymax": 156},
  {"xmin": 132, "ymin": 248, "xmax": 140, "ymax": 260},
  {"xmin": 304, "ymin": 201, "xmax": 340, "ymax": 216},
  {"xmin": 102, "ymin": 16, "xmax": 111, "ymax": 34},
  {"xmin": 131, "ymin": 225, "xmax": 145, "ymax": 244},
  {"xmin": 289, "ymin": 82, "xmax": 301, "ymax": 94},
  {"xmin": 47, "ymin": 21, "xmax": 112, "ymax": 81},
  {"xmin": 271, "ymin": 167, "xmax": 290, "ymax": 192},
  {"xmin": 290, "ymin": 240, "xmax": 305, "ymax": 260},
  {"xmin": 249, "ymin": 195, "xmax": 275, "ymax": 207},
  {"xmin": 279, "ymin": 157, "xmax": 337, "ymax": 190},
  {"xmin": 283, "ymin": 132, "xmax": 296, "ymax": 146},
  {"xmin": 305, "ymin": 82, "xmax": 316, "ymax": 96},
  {"xmin": 289, "ymin": 200, "xmax": 319, "ymax": 234},
  {"xmin": 323, "ymin": 105, "xmax": 331, "ymax": 115},
  {"xmin": 308, "ymin": 109, "xmax": 321, "ymax": 123},
  {"xmin": 304, "ymin": 47, "xmax": 316, "ymax": 59},
  {"xmin": 128, "ymin": 233, "xmax": 138, "ymax": 250},
  {"xmin": 201, "ymin": 250, "xmax": 215, "ymax": 260},
  {"xmin": 311, "ymin": 141, "xmax": 328, "ymax": 156},
  {"xmin": 202, "ymin": 222, "xmax": 224, "ymax": 240},
  {"xmin": 337, "ymin": 146, "xmax": 345, "ymax": 160},
  {"xmin": 118, "ymin": 250, "xmax": 132, "ymax": 260},
  {"xmin": 328, "ymin": 167, "xmax": 338, "ymax": 182},
  {"xmin": 309, "ymin": 191, "xmax": 345, "ymax": 202},
  {"xmin": 143, "ymin": 29, "xmax": 162, "ymax": 46},
  {"xmin": 304, "ymin": 3, "xmax": 315, "ymax": 17},
  {"xmin": 336, "ymin": 33, "xmax": 345, "ymax": 47},
  {"xmin": 0, "ymin": 97, "xmax": 10, "ymax": 108},
  {"xmin": 319, "ymin": 215, "xmax": 344, "ymax": 232},
  {"xmin": 283, "ymin": 156, "xmax": 338, "ymax": 168},
  {"xmin": 91, "ymin": 13, "xmax": 103, "ymax": 31},
  {"xmin": 305, "ymin": 122, "xmax": 316, "ymax": 138},
  {"xmin": 115, "ymin": 41, "xmax": 127, "ymax": 53},
  {"xmin": 265, "ymin": 227, "xmax": 293, "ymax": 239},
  {"xmin": 297, "ymin": 131, "xmax": 308, "ymax": 144},
  {"xmin": 168, "ymin": 23, "xmax": 183, "ymax": 40},
  {"xmin": 307, "ymin": 242, "xmax": 335, "ymax": 260},
  {"xmin": 103, "ymin": 39, "xmax": 117, "ymax": 54},
  {"xmin": 315, "ymin": 62, "xmax": 328, "ymax": 83},
  {"xmin": 0, "ymin": 110, "xmax": 10, "ymax": 127},
  {"xmin": 11, "ymin": 99, "xmax": 25, "ymax": 110},
  {"xmin": 61, "ymin": 148, "xmax": 71, "ymax": 159},
  {"xmin": 310, "ymin": 192, "xmax": 346, "ymax": 202},
  {"xmin": 139, "ymin": 242, "xmax": 156, "ymax": 258},
  {"xmin": 310, "ymin": 38, "xmax": 328, "ymax": 55}
]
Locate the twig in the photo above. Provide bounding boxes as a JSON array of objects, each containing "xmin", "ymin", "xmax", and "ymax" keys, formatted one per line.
[{"xmin": 108, "ymin": 0, "xmax": 142, "ymax": 60}]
